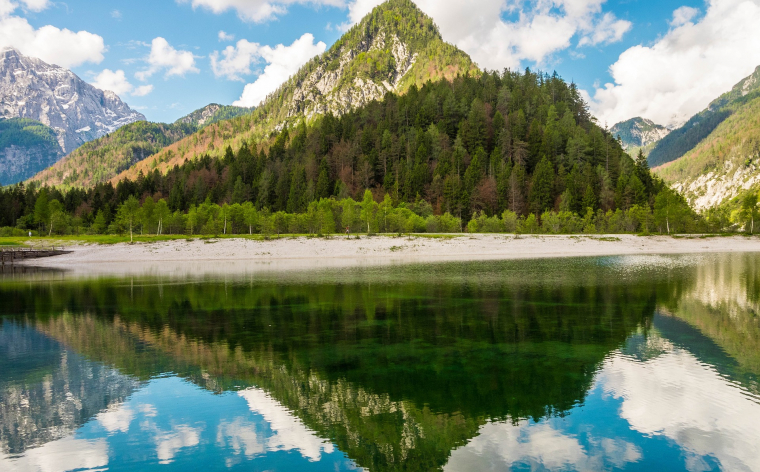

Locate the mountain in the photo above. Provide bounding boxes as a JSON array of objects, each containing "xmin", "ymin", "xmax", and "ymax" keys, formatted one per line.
[
  {"xmin": 110, "ymin": 0, "xmax": 479, "ymax": 183},
  {"xmin": 29, "ymin": 121, "xmax": 196, "ymax": 189},
  {"xmin": 0, "ymin": 47, "xmax": 145, "ymax": 184},
  {"xmin": 649, "ymin": 65, "xmax": 760, "ymax": 169},
  {"xmin": 611, "ymin": 117, "xmax": 669, "ymax": 157},
  {"xmin": 0, "ymin": 118, "xmax": 63, "ymax": 185},
  {"xmin": 175, "ymin": 104, "xmax": 253, "ymax": 127},
  {"xmin": 655, "ymin": 66, "xmax": 760, "ymax": 210},
  {"xmin": 30, "ymin": 105, "xmax": 253, "ymax": 189}
]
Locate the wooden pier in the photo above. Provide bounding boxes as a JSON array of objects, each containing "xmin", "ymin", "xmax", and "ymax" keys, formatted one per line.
[{"xmin": 0, "ymin": 247, "xmax": 72, "ymax": 266}]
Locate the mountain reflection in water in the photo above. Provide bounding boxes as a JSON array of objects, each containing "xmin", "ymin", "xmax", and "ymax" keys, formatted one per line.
[{"xmin": 0, "ymin": 254, "xmax": 759, "ymax": 471}]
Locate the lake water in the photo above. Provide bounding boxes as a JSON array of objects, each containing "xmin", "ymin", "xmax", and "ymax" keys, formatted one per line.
[{"xmin": 1, "ymin": 254, "xmax": 759, "ymax": 471}]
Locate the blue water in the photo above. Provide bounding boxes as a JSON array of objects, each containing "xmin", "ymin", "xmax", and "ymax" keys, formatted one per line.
[{"xmin": 1, "ymin": 254, "xmax": 759, "ymax": 471}]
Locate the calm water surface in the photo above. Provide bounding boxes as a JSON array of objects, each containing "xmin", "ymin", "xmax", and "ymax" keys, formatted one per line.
[{"xmin": 1, "ymin": 254, "xmax": 759, "ymax": 471}]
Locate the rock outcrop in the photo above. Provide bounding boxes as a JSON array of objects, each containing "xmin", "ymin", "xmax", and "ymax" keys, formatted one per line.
[{"xmin": 0, "ymin": 48, "xmax": 144, "ymax": 155}]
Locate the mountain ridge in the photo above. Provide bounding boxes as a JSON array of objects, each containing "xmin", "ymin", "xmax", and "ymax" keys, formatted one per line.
[
  {"xmin": 655, "ymin": 65, "xmax": 760, "ymax": 210},
  {"xmin": 649, "ymin": 65, "xmax": 760, "ymax": 169},
  {"xmin": 0, "ymin": 48, "xmax": 145, "ymax": 153},
  {"xmin": 611, "ymin": 117, "xmax": 670, "ymax": 157},
  {"xmin": 109, "ymin": 0, "xmax": 480, "ymax": 184}
]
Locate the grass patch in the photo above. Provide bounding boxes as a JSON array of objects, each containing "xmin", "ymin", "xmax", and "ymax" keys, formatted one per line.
[
  {"xmin": 389, "ymin": 246, "xmax": 403, "ymax": 252},
  {"xmin": 410, "ymin": 233, "xmax": 459, "ymax": 239}
]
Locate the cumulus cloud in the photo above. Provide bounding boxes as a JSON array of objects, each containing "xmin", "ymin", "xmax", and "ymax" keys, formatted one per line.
[
  {"xmin": 578, "ymin": 12, "xmax": 632, "ymax": 47},
  {"xmin": 445, "ymin": 420, "xmax": 641, "ymax": 471},
  {"xmin": 92, "ymin": 69, "xmax": 133, "ymax": 95},
  {"xmin": 346, "ymin": 0, "xmax": 630, "ymax": 70},
  {"xmin": 211, "ymin": 39, "xmax": 262, "ymax": 81},
  {"xmin": 136, "ymin": 37, "xmax": 199, "ymax": 81},
  {"xmin": 230, "ymin": 33, "xmax": 326, "ymax": 107},
  {"xmin": 177, "ymin": 0, "xmax": 344, "ymax": 23},
  {"xmin": 18, "ymin": 0, "xmax": 50, "ymax": 12},
  {"xmin": 670, "ymin": 6, "xmax": 699, "ymax": 27},
  {"xmin": 92, "ymin": 69, "xmax": 154, "ymax": 97},
  {"xmin": 239, "ymin": 387, "xmax": 334, "ymax": 461},
  {"xmin": 218, "ymin": 30, "xmax": 235, "ymax": 42},
  {"xmin": 132, "ymin": 84, "xmax": 154, "ymax": 96},
  {"xmin": 0, "ymin": 2, "xmax": 105, "ymax": 68},
  {"xmin": 588, "ymin": 0, "xmax": 760, "ymax": 127}
]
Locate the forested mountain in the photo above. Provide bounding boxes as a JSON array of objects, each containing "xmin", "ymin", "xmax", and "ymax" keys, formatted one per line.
[
  {"xmin": 29, "ymin": 122, "xmax": 196, "ymax": 189},
  {"xmin": 30, "ymin": 106, "xmax": 253, "ymax": 189},
  {"xmin": 1, "ymin": 68, "xmax": 699, "ymax": 237},
  {"xmin": 611, "ymin": 117, "xmax": 669, "ymax": 158},
  {"xmin": 109, "ymin": 0, "xmax": 479, "ymax": 183},
  {"xmin": 0, "ymin": 118, "xmax": 63, "ymax": 185},
  {"xmin": 0, "ymin": 48, "xmax": 144, "ymax": 185},
  {"xmin": 175, "ymin": 104, "xmax": 253, "ymax": 127},
  {"xmin": 649, "ymin": 65, "xmax": 760, "ymax": 169},
  {"xmin": 655, "ymin": 66, "xmax": 760, "ymax": 210}
]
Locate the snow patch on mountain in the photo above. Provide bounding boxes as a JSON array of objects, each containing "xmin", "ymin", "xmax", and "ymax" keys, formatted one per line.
[{"xmin": 0, "ymin": 48, "xmax": 145, "ymax": 154}]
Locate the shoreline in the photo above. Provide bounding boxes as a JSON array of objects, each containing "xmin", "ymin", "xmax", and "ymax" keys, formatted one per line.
[{"xmin": 11, "ymin": 234, "xmax": 760, "ymax": 277}]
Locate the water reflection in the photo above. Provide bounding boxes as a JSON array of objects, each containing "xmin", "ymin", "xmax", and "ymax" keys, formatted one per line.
[{"xmin": 0, "ymin": 254, "xmax": 759, "ymax": 471}]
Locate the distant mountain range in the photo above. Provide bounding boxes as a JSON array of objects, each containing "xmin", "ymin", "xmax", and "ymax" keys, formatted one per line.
[
  {"xmin": 0, "ymin": 48, "xmax": 144, "ymax": 185},
  {"xmin": 175, "ymin": 103, "xmax": 252, "ymax": 127},
  {"xmin": 610, "ymin": 117, "xmax": 670, "ymax": 158},
  {"xmin": 30, "ymin": 104, "xmax": 254, "ymax": 189},
  {"xmin": 655, "ymin": 65, "xmax": 760, "ymax": 209}
]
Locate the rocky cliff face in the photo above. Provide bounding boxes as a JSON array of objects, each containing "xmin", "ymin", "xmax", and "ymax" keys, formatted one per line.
[
  {"xmin": 0, "ymin": 143, "xmax": 62, "ymax": 186},
  {"xmin": 175, "ymin": 103, "xmax": 252, "ymax": 127},
  {"xmin": 655, "ymin": 66, "xmax": 760, "ymax": 210},
  {"xmin": 261, "ymin": 0, "xmax": 477, "ymax": 126},
  {"xmin": 289, "ymin": 30, "xmax": 418, "ymax": 120},
  {"xmin": 611, "ymin": 117, "xmax": 670, "ymax": 156},
  {"xmin": 0, "ymin": 48, "xmax": 145, "ymax": 155}
]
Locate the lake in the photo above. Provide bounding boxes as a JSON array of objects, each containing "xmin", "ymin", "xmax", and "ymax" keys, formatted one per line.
[{"xmin": 1, "ymin": 253, "xmax": 759, "ymax": 471}]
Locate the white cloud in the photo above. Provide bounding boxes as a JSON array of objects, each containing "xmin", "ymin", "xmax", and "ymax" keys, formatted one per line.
[
  {"xmin": 232, "ymin": 33, "xmax": 326, "ymax": 107},
  {"xmin": 92, "ymin": 69, "xmax": 133, "ymax": 95},
  {"xmin": 111, "ymin": 9, "xmax": 122, "ymax": 19},
  {"xmin": 0, "ymin": 437, "xmax": 109, "ymax": 472},
  {"xmin": 578, "ymin": 12, "xmax": 632, "ymax": 47},
  {"xmin": 132, "ymin": 84, "xmax": 154, "ymax": 96},
  {"xmin": 92, "ymin": 69, "xmax": 154, "ymax": 97},
  {"xmin": 346, "ymin": 0, "xmax": 631, "ymax": 70},
  {"xmin": 177, "ymin": 0, "xmax": 344, "ymax": 23},
  {"xmin": 19, "ymin": 0, "xmax": 50, "ymax": 12},
  {"xmin": 97, "ymin": 404, "xmax": 134, "ymax": 433},
  {"xmin": 218, "ymin": 30, "xmax": 235, "ymax": 42},
  {"xmin": 239, "ymin": 387, "xmax": 334, "ymax": 461},
  {"xmin": 136, "ymin": 37, "xmax": 199, "ymax": 81},
  {"xmin": 0, "ymin": 4, "xmax": 105, "ymax": 68},
  {"xmin": 211, "ymin": 39, "xmax": 262, "ymax": 81},
  {"xmin": 600, "ymin": 346, "xmax": 760, "ymax": 471},
  {"xmin": 154, "ymin": 425, "xmax": 203, "ymax": 464},
  {"xmin": 588, "ymin": 0, "xmax": 760, "ymax": 127},
  {"xmin": 445, "ymin": 420, "xmax": 641, "ymax": 471},
  {"xmin": 671, "ymin": 6, "xmax": 699, "ymax": 27}
]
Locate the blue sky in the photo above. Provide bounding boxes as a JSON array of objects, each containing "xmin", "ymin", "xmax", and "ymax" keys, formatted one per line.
[{"xmin": 3, "ymin": 0, "xmax": 760, "ymax": 126}]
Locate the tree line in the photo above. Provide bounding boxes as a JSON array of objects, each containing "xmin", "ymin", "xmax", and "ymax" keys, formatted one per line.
[{"xmin": 1, "ymin": 68, "xmax": 708, "ymax": 236}]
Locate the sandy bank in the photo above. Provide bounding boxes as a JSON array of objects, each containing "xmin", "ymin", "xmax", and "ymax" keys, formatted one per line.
[{"xmin": 13, "ymin": 234, "xmax": 760, "ymax": 277}]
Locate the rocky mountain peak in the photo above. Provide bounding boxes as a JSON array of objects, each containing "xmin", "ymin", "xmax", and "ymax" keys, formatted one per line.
[
  {"xmin": 611, "ymin": 117, "xmax": 670, "ymax": 153},
  {"xmin": 262, "ymin": 0, "xmax": 478, "ymax": 124},
  {"xmin": 0, "ymin": 47, "xmax": 145, "ymax": 154}
]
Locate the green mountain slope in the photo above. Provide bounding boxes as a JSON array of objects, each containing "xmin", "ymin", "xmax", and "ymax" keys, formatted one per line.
[
  {"xmin": 610, "ymin": 117, "xmax": 669, "ymax": 158},
  {"xmin": 175, "ymin": 103, "xmax": 253, "ymax": 127},
  {"xmin": 649, "ymin": 66, "xmax": 760, "ymax": 168},
  {"xmin": 0, "ymin": 118, "xmax": 63, "ymax": 186},
  {"xmin": 112, "ymin": 0, "xmax": 479, "ymax": 183},
  {"xmin": 29, "ymin": 121, "xmax": 196, "ymax": 189},
  {"xmin": 655, "ymin": 67, "xmax": 760, "ymax": 210}
]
